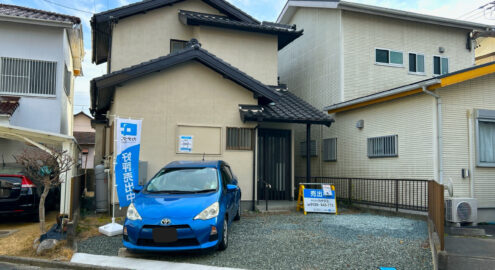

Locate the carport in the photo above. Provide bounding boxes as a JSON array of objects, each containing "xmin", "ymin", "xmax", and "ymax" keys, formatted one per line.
[{"xmin": 0, "ymin": 124, "xmax": 79, "ymax": 217}]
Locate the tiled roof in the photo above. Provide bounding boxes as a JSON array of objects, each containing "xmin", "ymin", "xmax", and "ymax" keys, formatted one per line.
[
  {"xmin": 240, "ymin": 86, "xmax": 334, "ymax": 126},
  {"xmin": 0, "ymin": 4, "xmax": 81, "ymax": 24},
  {"xmin": 74, "ymin": 132, "xmax": 95, "ymax": 145},
  {"xmin": 179, "ymin": 10, "xmax": 302, "ymax": 49},
  {"xmin": 0, "ymin": 96, "xmax": 20, "ymax": 116}
]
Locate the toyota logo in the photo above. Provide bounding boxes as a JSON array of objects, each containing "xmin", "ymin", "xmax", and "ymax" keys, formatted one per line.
[{"xmin": 161, "ymin": 218, "xmax": 171, "ymax": 225}]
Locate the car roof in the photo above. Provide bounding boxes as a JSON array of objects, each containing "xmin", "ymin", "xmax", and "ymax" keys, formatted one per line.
[{"xmin": 164, "ymin": 160, "xmax": 227, "ymax": 169}]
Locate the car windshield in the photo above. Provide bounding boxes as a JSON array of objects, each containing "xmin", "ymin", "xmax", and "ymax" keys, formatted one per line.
[{"xmin": 146, "ymin": 167, "xmax": 218, "ymax": 193}]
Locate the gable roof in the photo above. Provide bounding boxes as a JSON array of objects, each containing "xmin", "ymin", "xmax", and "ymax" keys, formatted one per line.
[
  {"xmin": 74, "ymin": 111, "xmax": 93, "ymax": 119},
  {"xmin": 0, "ymin": 4, "xmax": 81, "ymax": 26},
  {"xmin": 240, "ymin": 86, "xmax": 334, "ymax": 126},
  {"xmin": 178, "ymin": 10, "xmax": 303, "ymax": 50},
  {"xmin": 90, "ymin": 39, "xmax": 281, "ymax": 117},
  {"xmin": 277, "ymin": 0, "xmax": 492, "ymax": 31},
  {"xmin": 91, "ymin": 0, "xmax": 260, "ymax": 64},
  {"xmin": 324, "ymin": 61, "xmax": 495, "ymax": 114}
]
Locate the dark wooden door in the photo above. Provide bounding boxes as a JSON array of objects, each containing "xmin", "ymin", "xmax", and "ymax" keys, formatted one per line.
[{"xmin": 258, "ymin": 129, "xmax": 291, "ymax": 200}]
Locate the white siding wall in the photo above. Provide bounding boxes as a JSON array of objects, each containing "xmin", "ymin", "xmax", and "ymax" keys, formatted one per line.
[
  {"xmin": 342, "ymin": 11, "xmax": 474, "ymax": 101},
  {"xmin": 438, "ymin": 73, "xmax": 495, "ymax": 208}
]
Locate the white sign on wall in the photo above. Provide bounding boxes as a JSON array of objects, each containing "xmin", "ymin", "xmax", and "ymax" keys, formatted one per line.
[{"xmin": 178, "ymin": 135, "xmax": 194, "ymax": 153}]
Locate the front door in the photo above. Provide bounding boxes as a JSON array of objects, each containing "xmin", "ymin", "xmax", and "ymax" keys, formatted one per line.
[{"xmin": 258, "ymin": 129, "xmax": 291, "ymax": 200}]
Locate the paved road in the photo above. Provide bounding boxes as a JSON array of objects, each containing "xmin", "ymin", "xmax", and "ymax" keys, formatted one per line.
[{"xmin": 442, "ymin": 236, "xmax": 495, "ymax": 270}]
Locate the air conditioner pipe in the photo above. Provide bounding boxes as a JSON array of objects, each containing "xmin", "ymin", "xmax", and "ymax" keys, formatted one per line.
[{"xmin": 422, "ymin": 86, "xmax": 444, "ymax": 184}]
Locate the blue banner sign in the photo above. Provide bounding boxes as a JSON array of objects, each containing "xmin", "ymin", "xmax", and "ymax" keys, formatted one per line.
[
  {"xmin": 115, "ymin": 118, "xmax": 142, "ymax": 207},
  {"xmin": 303, "ymin": 187, "xmax": 336, "ymax": 213}
]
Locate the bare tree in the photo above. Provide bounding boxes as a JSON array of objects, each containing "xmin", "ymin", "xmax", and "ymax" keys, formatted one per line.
[{"xmin": 15, "ymin": 147, "xmax": 74, "ymax": 234}]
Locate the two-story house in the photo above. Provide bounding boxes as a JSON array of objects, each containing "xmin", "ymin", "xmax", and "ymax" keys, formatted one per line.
[
  {"xmin": 89, "ymin": 0, "xmax": 333, "ymax": 210},
  {"xmin": 0, "ymin": 4, "xmax": 84, "ymax": 217},
  {"xmin": 278, "ymin": 0, "xmax": 495, "ymax": 222}
]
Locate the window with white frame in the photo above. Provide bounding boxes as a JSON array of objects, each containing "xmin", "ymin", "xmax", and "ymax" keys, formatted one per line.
[
  {"xmin": 476, "ymin": 109, "xmax": 495, "ymax": 167},
  {"xmin": 367, "ymin": 135, "xmax": 398, "ymax": 158},
  {"xmin": 433, "ymin": 56, "xmax": 449, "ymax": 75},
  {"xmin": 409, "ymin": 53, "xmax": 425, "ymax": 74},
  {"xmin": 322, "ymin": 138, "xmax": 337, "ymax": 162},
  {"xmin": 0, "ymin": 57, "xmax": 57, "ymax": 96},
  {"xmin": 300, "ymin": 140, "xmax": 317, "ymax": 157},
  {"xmin": 63, "ymin": 64, "xmax": 71, "ymax": 97},
  {"xmin": 375, "ymin": 49, "xmax": 403, "ymax": 66}
]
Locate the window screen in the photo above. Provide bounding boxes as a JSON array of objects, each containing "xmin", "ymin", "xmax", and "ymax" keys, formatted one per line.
[
  {"xmin": 322, "ymin": 138, "xmax": 337, "ymax": 162},
  {"xmin": 226, "ymin": 127, "xmax": 254, "ymax": 150},
  {"xmin": 300, "ymin": 140, "xmax": 317, "ymax": 157},
  {"xmin": 170, "ymin": 40, "xmax": 188, "ymax": 53},
  {"xmin": 390, "ymin": 51, "xmax": 403, "ymax": 65},
  {"xmin": 367, "ymin": 135, "xmax": 398, "ymax": 158},
  {"xmin": 376, "ymin": 49, "xmax": 402, "ymax": 65},
  {"xmin": 0, "ymin": 57, "xmax": 56, "ymax": 96}
]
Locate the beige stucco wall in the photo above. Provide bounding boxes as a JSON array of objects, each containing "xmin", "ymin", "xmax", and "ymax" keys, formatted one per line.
[
  {"xmin": 108, "ymin": 62, "xmax": 258, "ymax": 202},
  {"xmin": 342, "ymin": 10, "xmax": 475, "ymax": 101},
  {"xmin": 475, "ymin": 38, "xmax": 495, "ymax": 65},
  {"xmin": 110, "ymin": 0, "xmax": 279, "ymax": 85}
]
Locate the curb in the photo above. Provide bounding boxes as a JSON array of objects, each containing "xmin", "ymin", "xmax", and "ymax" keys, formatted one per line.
[{"xmin": 0, "ymin": 255, "xmax": 127, "ymax": 270}]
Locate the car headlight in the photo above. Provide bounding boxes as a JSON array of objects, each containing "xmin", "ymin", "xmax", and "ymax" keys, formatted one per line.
[
  {"xmin": 126, "ymin": 203, "xmax": 142, "ymax": 221},
  {"xmin": 194, "ymin": 202, "xmax": 219, "ymax": 220}
]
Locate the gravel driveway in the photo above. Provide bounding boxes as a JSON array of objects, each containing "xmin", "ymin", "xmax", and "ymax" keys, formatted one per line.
[{"xmin": 78, "ymin": 211, "xmax": 432, "ymax": 270}]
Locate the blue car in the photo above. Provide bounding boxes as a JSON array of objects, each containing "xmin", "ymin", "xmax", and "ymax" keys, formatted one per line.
[{"xmin": 123, "ymin": 160, "xmax": 241, "ymax": 252}]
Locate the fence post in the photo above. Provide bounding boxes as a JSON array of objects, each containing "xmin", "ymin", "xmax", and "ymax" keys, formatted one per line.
[
  {"xmin": 395, "ymin": 179, "xmax": 399, "ymax": 212},
  {"xmin": 348, "ymin": 179, "xmax": 352, "ymax": 205}
]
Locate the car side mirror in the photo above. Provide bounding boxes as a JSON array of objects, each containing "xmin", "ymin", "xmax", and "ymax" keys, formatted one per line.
[
  {"xmin": 133, "ymin": 186, "xmax": 143, "ymax": 193},
  {"xmin": 226, "ymin": 184, "xmax": 237, "ymax": 192},
  {"xmin": 231, "ymin": 179, "xmax": 238, "ymax": 186}
]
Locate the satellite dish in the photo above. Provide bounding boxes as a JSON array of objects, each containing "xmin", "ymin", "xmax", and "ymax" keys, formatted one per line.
[{"xmin": 444, "ymin": 178, "xmax": 454, "ymax": 197}]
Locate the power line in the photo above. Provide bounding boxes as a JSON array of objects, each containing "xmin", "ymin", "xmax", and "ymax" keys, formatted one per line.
[{"xmin": 40, "ymin": 0, "xmax": 94, "ymax": 15}]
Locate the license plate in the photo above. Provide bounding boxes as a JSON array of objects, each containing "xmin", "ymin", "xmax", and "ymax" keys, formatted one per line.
[{"xmin": 152, "ymin": 227, "xmax": 178, "ymax": 243}]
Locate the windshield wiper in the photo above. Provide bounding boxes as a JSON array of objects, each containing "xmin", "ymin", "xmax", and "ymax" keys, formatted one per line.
[{"xmin": 192, "ymin": 189, "xmax": 217, "ymax": 193}]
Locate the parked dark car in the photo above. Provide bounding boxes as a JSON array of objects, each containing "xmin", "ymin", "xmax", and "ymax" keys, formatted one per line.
[{"xmin": 0, "ymin": 171, "xmax": 60, "ymax": 221}]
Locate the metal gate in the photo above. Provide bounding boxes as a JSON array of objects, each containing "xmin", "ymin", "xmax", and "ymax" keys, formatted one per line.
[{"xmin": 257, "ymin": 129, "xmax": 291, "ymax": 200}]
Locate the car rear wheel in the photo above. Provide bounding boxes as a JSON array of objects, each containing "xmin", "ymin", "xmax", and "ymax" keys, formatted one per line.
[
  {"xmin": 218, "ymin": 218, "xmax": 228, "ymax": 251},
  {"xmin": 234, "ymin": 202, "xmax": 241, "ymax": 221}
]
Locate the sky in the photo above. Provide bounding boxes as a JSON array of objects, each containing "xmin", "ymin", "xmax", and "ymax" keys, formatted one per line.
[{"xmin": 2, "ymin": 0, "xmax": 495, "ymax": 115}]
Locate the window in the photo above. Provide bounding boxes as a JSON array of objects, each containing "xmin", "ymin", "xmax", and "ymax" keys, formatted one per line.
[
  {"xmin": 409, "ymin": 53, "xmax": 425, "ymax": 74},
  {"xmin": 322, "ymin": 138, "xmax": 337, "ymax": 162},
  {"xmin": 300, "ymin": 140, "xmax": 317, "ymax": 157},
  {"xmin": 375, "ymin": 49, "xmax": 403, "ymax": 66},
  {"xmin": 170, "ymin": 39, "xmax": 188, "ymax": 53},
  {"xmin": 0, "ymin": 57, "xmax": 56, "ymax": 96},
  {"xmin": 433, "ymin": 56, "xmax": 449, "ymax": 75},
  {"xmin": 226, "ymin": 127, "xmax": 254, "ymax": 150},
  {"xmin": 476, "ymin": 109, "xmax": 495, "ymax": 167},
  {"xmin": 63, "ymin": 64, "xmax": 72, "ymax": 97},
  {"xmin": 367, "ymin": 135, "xmax": 398, "ymax": 158}
]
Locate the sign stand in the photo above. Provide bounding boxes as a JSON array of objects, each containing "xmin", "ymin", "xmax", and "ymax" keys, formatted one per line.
[
  {"xmin": 297, "ymin": 183, "xmax": 338, "ymax": 215},
  {"xmin": 99, "ymin": 169, "xmax": 123, "ymax": 237}
]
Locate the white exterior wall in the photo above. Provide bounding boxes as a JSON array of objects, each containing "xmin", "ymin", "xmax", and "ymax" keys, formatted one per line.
[
  {"xmin": 0, "ymin": 21, "xmax": 73, "ymax": 135},
  {"xmin": 342, "ymin": 11, "xmax": 474, "ymax": 101},
  {"xmin": 438, "ymin": 73, "xmax": 495, "ymax": 209}
]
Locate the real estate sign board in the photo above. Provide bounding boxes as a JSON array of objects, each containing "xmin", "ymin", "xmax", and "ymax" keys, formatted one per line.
[{"xmin": 303, "ymin": 186, "xmax": 337, "ymax": 214}]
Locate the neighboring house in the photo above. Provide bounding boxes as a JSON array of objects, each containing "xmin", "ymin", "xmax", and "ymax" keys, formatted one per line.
[
  {"xmin": 0, "ymin": 4, "xmax": 84, "ymax": 216},
  {"xmin": 476, "ymin": 37, "xmax": 495, "ymax": 65},
  {"xmin": 74, "ymin": 111, "xmax": 95, "ymax": 169},
  {"xmin": 90, "ymin": 0, "xmax": 332, "ymax": 208},
  {"xmin": 278, "ymin": 1, "xmax": 495, "ymax": 222}
]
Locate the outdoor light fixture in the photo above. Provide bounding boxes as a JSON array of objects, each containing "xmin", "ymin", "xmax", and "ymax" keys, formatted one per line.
[
  {"xmin": 439, "ymin": 47, "xmax": 445, "ymax": 53},
  {"xmin": 356, "ymin": 120, "xmax": 364, "ymax": 129}
]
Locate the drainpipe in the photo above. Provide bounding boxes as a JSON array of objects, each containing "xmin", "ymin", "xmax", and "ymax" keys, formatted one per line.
[
  {"xmin": 422, "ymin": 86, "xmax": 443, "ymax": 184},
  {"xmin": 306, "ymin": 124, "xmax": 311, "ymax": 183},
  {"xmin": 468, "ymin": 110, "xmax": 475, "ymax": 197},
  {"xmin": 252, "ymin": 125, "xmax": 259, "ymax": 211}
]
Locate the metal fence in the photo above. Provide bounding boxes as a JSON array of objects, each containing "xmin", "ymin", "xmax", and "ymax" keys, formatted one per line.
[{"xmin": 296, "ymin": 177, "xmax": 429, "ymax": 212}]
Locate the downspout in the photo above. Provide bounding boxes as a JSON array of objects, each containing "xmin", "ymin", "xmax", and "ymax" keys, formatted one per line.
[
  {"xmin": 422, "ymin": 86, "xmax": 443, "ymax": 184},
  {"xmin": 252, "ymin": 125, "xmax": 259, "ymax": 211},
  {"xmin": 468, "ymin": 110, "xmax": 475, "ymax": 197}
]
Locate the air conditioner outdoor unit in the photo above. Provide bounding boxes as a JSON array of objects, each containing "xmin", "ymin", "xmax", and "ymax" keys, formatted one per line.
[{"xmin": 445, "ymin": 198, "xmax": 477, "ymax": 223}]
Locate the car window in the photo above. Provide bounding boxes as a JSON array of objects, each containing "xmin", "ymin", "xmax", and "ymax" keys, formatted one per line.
[
  {"xmin": 146, "ymin": 168, "xmax": 218, "ymax": 193},
  {"xmin": 220, "ymin": 166, "xmax": 233, "ymax": 187},
  {"xmin": 226, "ymin": 166, "xmax": 236, "ymax": 182}
]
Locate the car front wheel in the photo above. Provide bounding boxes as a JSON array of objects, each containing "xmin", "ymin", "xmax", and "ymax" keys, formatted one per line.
[{"xmin": 218, "ymin": 217, "xmax": 228, "ymax": 251}]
